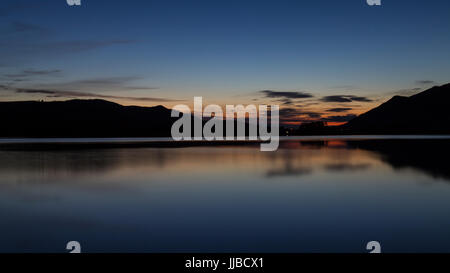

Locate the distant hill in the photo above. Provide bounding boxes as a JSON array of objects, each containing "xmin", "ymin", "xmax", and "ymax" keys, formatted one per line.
[
  {"xmin": 342, "ymin": 83, "xmax": 450, "ymax": 134},
  {"xmin": 0, "ymin": 99, "xmax": 175, "ymax": 137}
]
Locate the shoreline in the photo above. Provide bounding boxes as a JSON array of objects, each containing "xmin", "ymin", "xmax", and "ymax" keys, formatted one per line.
[{"xmin": 1, "ymin": 135, "xmax": 450, "ymax": 151}]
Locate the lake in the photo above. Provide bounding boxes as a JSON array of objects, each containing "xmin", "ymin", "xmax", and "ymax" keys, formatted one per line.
[{"xmin": 0, "ymin": 137, "xmax": 450, "ymax": 253}]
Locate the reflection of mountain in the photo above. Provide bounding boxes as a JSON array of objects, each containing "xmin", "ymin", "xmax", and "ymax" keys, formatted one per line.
[
  {"xmin": 1, "ymin": 137, "xmax": 449, "ymax": 182},
  {"xmin": 0, "ymin": 99, "xmax": 175, "ymax": 137},
  {"xmin": 347, "ymin": 139, "xmax": 450, "ymax": 181},
  {"xmin": 343, "ymin": 83, "xmax": 450, "ymax": 134},
  {"xmin": 281, "ymin": 139, "xmax": 450, "ymax": 181}
]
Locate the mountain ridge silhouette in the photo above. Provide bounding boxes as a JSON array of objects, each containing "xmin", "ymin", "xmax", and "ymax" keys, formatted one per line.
[
  {"xmin": 0, "ymin": 83, "xmax": 449, "ymax": 137},
  {"xmin": 342, "ymin": 83, "xmax": 450, "ymax": 134},
  {"xmin": 0, "ymin": 99, "xmax": 175, "ymax": 137}
]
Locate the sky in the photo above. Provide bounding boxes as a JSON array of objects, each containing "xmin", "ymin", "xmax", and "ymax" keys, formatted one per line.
[{"xmin": 1, "ymin": 0, "xmax": 450, "ymax": 125}]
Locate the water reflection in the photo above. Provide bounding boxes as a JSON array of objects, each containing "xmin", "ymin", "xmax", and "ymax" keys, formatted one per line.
[
  {"xmin": 347, "ymin": 139, "xmax": 450, "ymax": 180},
  {"xmin": 0, "ymin": 139, "xmax": 449, "ymax": 252}
]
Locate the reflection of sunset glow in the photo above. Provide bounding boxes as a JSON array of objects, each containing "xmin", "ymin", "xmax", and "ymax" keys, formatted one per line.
[
  {"xmin": 2, "ymin": 139, "xmax": 450, "ymax": 252},
  {"xmin": 0, "ymin": 142, "xmax": 384, "ymax": 185}
]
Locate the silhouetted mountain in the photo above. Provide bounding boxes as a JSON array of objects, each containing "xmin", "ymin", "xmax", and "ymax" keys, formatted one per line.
[
  {"xmin": 0, "ymin": 99, "xmax": 175, "ymax": 137},
  {"xmin": 2, "ymin": 83, "xmax": 449, "ymax": 138},
  {"xmin": 342, "ymin": 83, "xmax": 450, "ymax": 134},
  {"xmin": 0, "ymin": 99, "xmax": 270, "ymax": 138}
]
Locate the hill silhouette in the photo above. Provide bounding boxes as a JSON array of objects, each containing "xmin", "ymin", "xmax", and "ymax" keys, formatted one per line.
[
  {"xmin": 1, "ymin": 83, "xmax": 449, "ymax": 138},
  {"xmin": 0, "ymin": 99, "xmax": 274, "ymax": 138},
  {"xmin": 0, "ymin": 99, "xmax": 175, "ymax": 137},
  {"xmin": 342, "ymin": 83, "xmax": 450, "ymax": 134}
]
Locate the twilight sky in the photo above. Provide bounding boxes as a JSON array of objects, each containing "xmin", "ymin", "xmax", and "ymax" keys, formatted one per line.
[{"xmin": 1, "ymin": 0, "xmax": 449, "ymax": 125}]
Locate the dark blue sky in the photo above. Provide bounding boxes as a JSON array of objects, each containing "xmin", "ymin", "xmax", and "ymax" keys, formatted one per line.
[{"xmin": 1, "ymin": 0, "xmax": 449, "ymax": 122}]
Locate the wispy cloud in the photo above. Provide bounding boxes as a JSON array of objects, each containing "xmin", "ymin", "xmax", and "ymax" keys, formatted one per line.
[
  {"xmin": 415, "ymin": 80, "xmax": 435, "ymax": 85},
  {"xmin": 325, "ymin": 107, "xmax": 352, "ymax": 112},
  {"xmin": 0, "ymin": 2, "xmax": 41, "ymax": 17},
  {"xmin": 0, "ymin": 84, "xmax": 12, "ymax": 90},
  {"xmin": 4, "ymin": 69, "xmax": 61, "ymax": 78},
  {"xmin": 0, "ymin": 16, "xmax": 136, "ymax": 66},
  {"xmin": 15, "ymin": 88, "xmax": 182, "ymax": 102},
  {"xmin": 10, "ymin": 21, "xmax": 44, "ymax": 33},
  {"xmin": 278, "ymin": 98, "xmax": 294, "ymax": 105},
  {"xmin": 64, "ymin": 77, "xmax": 144, "ymax": 86},
  {"xmin": 39, "ymin": 40, "xmax": 136, "ymax": 53},
  {"xmin": 279, "ymin": 107, "xmax": 322, "ymax": 123},
  {"xmin": 259, "ymin": 90, "xmax": 314, "ymax": 99},
  {"xmin": 320, "ymin": 95, "xmax": 372, "ymax": 103},
  {"xmin": 0, "ymin": 39, "xmax": 136, "ymax": 66},
  {"xmin": 54, "ymin": 76, "xmax": 158, "ymax": 91},
  {"xmin": 6, "ymin": 76, "xmax": 160, "ymax": 92}
]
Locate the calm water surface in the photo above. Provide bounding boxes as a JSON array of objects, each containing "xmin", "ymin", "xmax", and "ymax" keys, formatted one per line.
[{"xmin": 0, "ymin": 138, "xmax": 449, "ymax": 252}]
